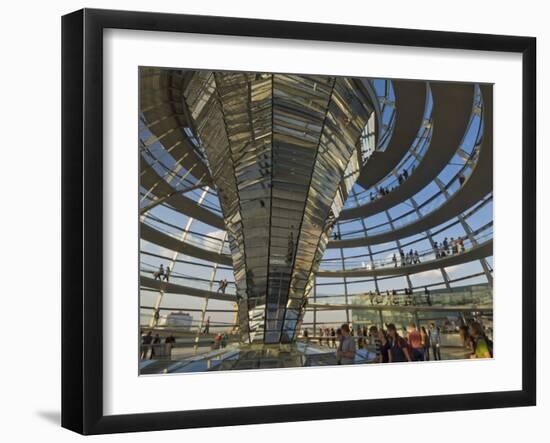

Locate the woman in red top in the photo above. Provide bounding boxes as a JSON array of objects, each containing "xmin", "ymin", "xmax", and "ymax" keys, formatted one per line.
[{"xmin": 407, "ymin": 323, "xmax": 424, "ymax": 361}]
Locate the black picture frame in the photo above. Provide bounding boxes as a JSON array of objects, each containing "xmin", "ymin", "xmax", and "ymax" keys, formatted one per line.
[{"xmin": 62, "ymin": 8, "xmax": 537, "ymax": 435}]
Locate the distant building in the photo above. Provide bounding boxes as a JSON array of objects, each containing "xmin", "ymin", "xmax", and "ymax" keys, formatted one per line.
[{"xmin": 159, "ymin": 311, "xmax": 192, "ymax": 330}]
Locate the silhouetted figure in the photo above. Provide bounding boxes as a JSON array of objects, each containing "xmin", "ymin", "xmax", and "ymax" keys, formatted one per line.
[
  {"xmin": 217, "ymin": 279, "xmax": 228, "ymax": 294},
  {"xmin": 163, "ymin": 266, "xmax": 171, "ymax": 282},
  {"xmin": 425, "ymin": 286, "xmax": 432, "ymax": 306},
  {"xmin": 141, "ymin": 331, "xmax": 153, "ymax": 359},
  {"xmin": 154, "ymin": 264, "xmax": 164, "ymax": 280},
  {"xmin": 151, "ymin": 334, "xmax": 161, "ymax": 359}
]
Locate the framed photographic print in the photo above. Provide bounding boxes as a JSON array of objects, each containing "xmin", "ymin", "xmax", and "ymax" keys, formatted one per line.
[{"xmin": 61, "ymin": 8, "xmax": 536, "ymax": 435}]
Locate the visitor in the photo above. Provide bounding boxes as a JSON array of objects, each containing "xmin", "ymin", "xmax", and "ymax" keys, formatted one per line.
[
  {"xmin": 336, "ymin": 324, "xmax": 356, "ymax": 365},
  {"xmin": 369, "ymin": 325, "xmax": 382, "ymax": 362},
  {"xmin": 165, "ymin": 334, "xmax": 176, "ymax": 357},
  {"xmin": 459, "ymin": 173, "xmax": 466, "ymax": 186},
  {"xmin": 357, "ymin": 327, "xmax": 364, "ymax": 349},
  {"xmin": 420, "ymin": 326, "xmax": 430, "ymax": 361},
  {"xmin": 469, "ymin": 321, "xmax": 493, "ymax": 359},
  {"xmin": 203, "ymin": 317, "xmax": 210, "ymax": 334},
  {"xmin": 407, "ymin": 323, "xmax": 424, "ymax": 361},
  {"xmin": 154, "ymin": 264, "xmax": 164, "ymax": 281},
  {"xmin": 458, "ymin": 237, "xmax": 465, "ymax": 253},
  {"xmin": 414, "ymin": 250, "xmax": 420, "ymax": 264},
  {"xmin": 151, "ymin": 333, "xmax": 161, "ymax": 359},
  {"xmin": 443, "ymin": 237, "xmax": 450, "ymax": 255},
  {"xmin": 434, "ymin": 241, "xmax": 440, "ymax": 258},
  {"xmin": 335, "ymin": 328, "xmax": 342, "ymax": 361},
  {"xmin": 392, "ymin": 253, "xmax": 397, "ymax": 267},
  {"xmin": 330, "ymin": 327, "xmax": 336, "ymax": 348},
  {"xmin": 429, "ymin": 323, "xmax": 442, "ymax": 360},
  {"xmin": 141, "ymin": 331, "xmax": 153, "ymax": 359},
  {"xmin": 403, "ymin": 169, "xmax": 409, "ymax": 179},
  {"xmin": 405, "ymin": 289, "xmax": 413, "ymax": 306},
  {"xmin": 217, "ymin": 278, "xmax": 228, "ymax": 294},
  {"xmin": 319, "ymin": 327, "xmax": 324, "ymax": 346},
  {"xmin": 451, "ymin": 237, "xmax": 459, "ymax": 255},
  {"xmin": 400, "ymin": 251, "xmax": 405, "ymax": 267},
  {"xmin": 424, "ymin": 286, "xmax": 432, "ymax": 306},
  {"xmin": 214, "ymin": 333, "xmax": 222, "ymax": 349},
  {"xmin": 303, "ymin": 328, "xmax": 309, "ymax": 341},
  {"xmin": 166, "ymin": 334, "xmax": 176, "ymax": 344},
  {"xmin": 378, "ymin": 329, "xmax": 390, "ymax": 363},
  {"xmin": 459, "ymin": 325, "xmax": 471, "ymax": 350},
  {"xmin": 387, "ymin": 323, "xmax": 412, "ymax": 363},
  {"xmin": 163, "ymin": 266, "xmax": 171, "ymax": 282}
]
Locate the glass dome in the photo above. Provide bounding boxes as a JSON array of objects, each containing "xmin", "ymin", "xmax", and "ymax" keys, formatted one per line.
[{"xmin": 138, "ymin": 67, "xmax": 493, "ymax": 372}]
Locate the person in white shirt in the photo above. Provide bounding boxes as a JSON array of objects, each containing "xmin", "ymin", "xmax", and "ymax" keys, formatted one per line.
[{"xmin": 336, "ymin": 324, "xmax": 356, "ymax": 365}]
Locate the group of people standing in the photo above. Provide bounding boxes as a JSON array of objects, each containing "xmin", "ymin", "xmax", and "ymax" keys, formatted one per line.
[
  {"xmin": 367, "ymin": 287, "xmax": 432, "ymax": 307},
  {"xmin": 387, "ymin": 236, "xmax": 468, "ymax": 269},
  {"xmin": 369, "ymin": 169, "xmax": 410, "ymax": 202},
  {"xmin": 434, "ymin": 237, "xmax": 466, "ymax": 258},
  {"xmin": 153, "ymin": 264, "xmax": 171, "ymax": 282},
  {"xmin": 380, "ymin": 236, "xmax": 470, "ymax": 271},
  {"xmin": 392, "ymin": 249, "xmax": 421, "ymax": 267},
  {"xmin": 305, "ymin": 321, "xmax": 444, "ymax": 364},
  {"xmin": 310, "ymin": 319, "xmax": 492, "ymax": 365},
  {"xmin": 369, "ymin": 323, "xmax": 443, "ymax": 363},
  {"xmin": 308, "ymin": 324, "xmax": 357, "ymax": 364},
  {"xmin": 317, "ymin": 327, "xmax": 338, "ymax": 348},
  {"xmin": 350, "ymin": 322, "xmax": 442, "ymax": 362},
  {"xmin": 140, "ymin": 330, "xmax": 176, "ymax": 360},
  {"xmin": 213, "ymin": 332, "xmax": 229, "ymax": 349}
]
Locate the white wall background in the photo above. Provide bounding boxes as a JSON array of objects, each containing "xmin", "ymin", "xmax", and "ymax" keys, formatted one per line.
[{"xmin": 0, "ymin": 0, "xmax": 546, "ymax": 441}]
